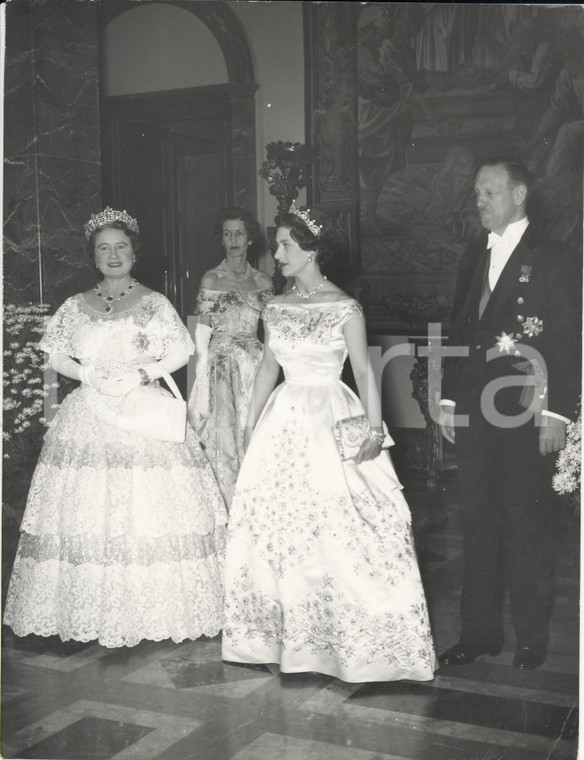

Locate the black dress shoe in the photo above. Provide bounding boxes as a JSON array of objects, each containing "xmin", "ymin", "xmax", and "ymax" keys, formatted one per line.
[
  {"xmin": 512, "ymin": 646, "xmax": 546, "ymax": 670},
  {"xmin": 439, "ymin": 642, "xmax": 502, "ymax": 666}
]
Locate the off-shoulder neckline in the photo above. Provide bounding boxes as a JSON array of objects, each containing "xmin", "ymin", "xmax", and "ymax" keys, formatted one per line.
[
  {"xmin": 198, "ymin": 287, "xmax": 274, "ymax": 295},
  {"xmin": 266, "ymin": 298, "xmax": 358, "ymax": 307}
]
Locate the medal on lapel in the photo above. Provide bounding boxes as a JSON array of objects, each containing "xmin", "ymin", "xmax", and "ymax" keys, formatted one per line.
[
  {"xmin": 519, "ymin": 265, "xmax": 532, "ymax": 283},
  {"xmin": 522, "ymin": 316, "xmax": 543, "ymax": 337}
]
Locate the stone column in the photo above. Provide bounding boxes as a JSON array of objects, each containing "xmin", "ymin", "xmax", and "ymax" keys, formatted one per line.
[{"xmin": 3, "ymin": 0, "xmax": 101, "ymax": 308}]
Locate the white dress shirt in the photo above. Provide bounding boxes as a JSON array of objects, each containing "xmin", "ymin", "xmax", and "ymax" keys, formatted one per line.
[{"xmin": 486, "ymin": 216, "xmax": 529, "ymax": 290}]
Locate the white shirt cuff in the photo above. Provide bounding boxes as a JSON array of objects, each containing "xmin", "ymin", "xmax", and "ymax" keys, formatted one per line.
[{"xmin": 542, "ymin": 410, "xmax": 571, "ymax": 425}]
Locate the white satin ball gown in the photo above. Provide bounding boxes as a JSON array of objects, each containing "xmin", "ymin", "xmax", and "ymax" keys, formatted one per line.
[{"xmin": 222, "ymin": 299, "xmax": 436, "ymax": 683}]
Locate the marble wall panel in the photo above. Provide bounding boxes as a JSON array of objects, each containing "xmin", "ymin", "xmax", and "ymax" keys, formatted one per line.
[
  {"xmin": 3, "ymin": 0, "xmax": 101, "ymax": 308},
  {"xmin": 4, "ymin": 3, "xmax": 38, "ymax": 302},
  {"xmin": 37, "ymin": 155, "xmax": 100, "ymax": 306},
  {"xmin": 3, "ymin": 160, "xmax": 42, "ymax": 304},
  {"xmin": 3, "ymin": 20, "xmax": 35, "ymax": 158},
  {"xmin": 33, "ymin": 3, "xmax": 100, "ymax": 163},
  {"xmin": 230, "ymin": 90, "xmax": 257, "ymax": 212}
]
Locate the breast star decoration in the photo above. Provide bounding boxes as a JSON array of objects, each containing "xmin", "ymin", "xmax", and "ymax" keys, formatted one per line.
[
  {"xmin": 522, "ymin": 316, "xmax": 543, "ymax": 338},
  {"xmin": 496, "ymin": 332, "xmax": 518, "ymax": 354}
]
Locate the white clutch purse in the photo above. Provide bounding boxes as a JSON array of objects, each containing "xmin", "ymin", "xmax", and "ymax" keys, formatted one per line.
[{"xmin": 118, "ymin": 369, "xmax": 187, "ymax": 443}]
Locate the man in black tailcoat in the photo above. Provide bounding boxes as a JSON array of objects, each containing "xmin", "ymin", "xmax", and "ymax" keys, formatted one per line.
[{"xmin": 438, "ymin": 157, "xmax": 581, "ymax": 670}]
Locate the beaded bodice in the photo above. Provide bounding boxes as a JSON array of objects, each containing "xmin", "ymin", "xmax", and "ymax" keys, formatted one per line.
[
  {"xmin": 263, "ymin": 300, "xmax": 364, "ymax": 385},
  {"xmin": 195, "ymin": 288, "xmax": 274, "ymax": 344}
]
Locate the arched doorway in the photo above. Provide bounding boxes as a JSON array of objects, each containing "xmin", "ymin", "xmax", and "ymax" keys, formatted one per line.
[{"xmin": 98, "ymin": 1, "xmax": 257, "ymax": 319}]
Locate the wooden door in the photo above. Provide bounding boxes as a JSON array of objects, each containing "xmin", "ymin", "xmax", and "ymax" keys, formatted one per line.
[
  {"xmin": 173, "ymin": 124, "xmax": 229, "ymax": 317},
  {"xmin": 106, "ymin": 119, "xmax": 174, "ymax": 299},
  {"xmin": 101, "ymin": 88, "xmax": 233, "ymax": 322}
]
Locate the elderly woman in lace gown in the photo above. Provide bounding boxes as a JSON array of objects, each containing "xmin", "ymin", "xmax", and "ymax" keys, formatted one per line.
[
  {"xmin": 4, "ymin": 208, "xmax": 227, "ymax": 648},
  {"xmin": 187, "ymin": 207, "xmax": 274, "ymax": 508}
]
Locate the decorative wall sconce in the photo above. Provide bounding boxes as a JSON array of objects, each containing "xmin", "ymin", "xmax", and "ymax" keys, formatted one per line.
[{"xmin": 259, "ymin": 141, "xmax": 314, "ymax": 292}]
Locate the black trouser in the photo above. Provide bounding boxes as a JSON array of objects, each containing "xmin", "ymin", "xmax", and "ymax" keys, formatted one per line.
[{"xmin": 455, "ymin": 415, "xmax": 557, "ymax": 650}]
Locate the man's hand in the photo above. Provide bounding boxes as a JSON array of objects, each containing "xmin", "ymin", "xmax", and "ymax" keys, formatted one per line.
[
  {"xmin": 438, "ymin": 404, "xmax": 456, "ymax": 444},
  {"xmin": 539, "ymin": 415, "xmax": 567, "ymax": 455}
]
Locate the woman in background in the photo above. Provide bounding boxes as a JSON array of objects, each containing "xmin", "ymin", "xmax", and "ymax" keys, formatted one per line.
[
  {"xmin": 4, "ymin": 207, "xmax": 227, "ymax": 648},
  {"xmin": 188, "ymin": 207, "xmax": 273, "ymax": 508},
  {"xmin": 222, "ymin": 204, "xmax": 435, "ymax": 683}
]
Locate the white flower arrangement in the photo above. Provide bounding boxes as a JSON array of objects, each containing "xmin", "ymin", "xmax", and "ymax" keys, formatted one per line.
[
  {"xmin": 553, "ymin": 408, "xmax": 581, "ymax": 496},
  {"xmin": 3, "ymin": 303, "xmax": 59, "ymax": 460}
]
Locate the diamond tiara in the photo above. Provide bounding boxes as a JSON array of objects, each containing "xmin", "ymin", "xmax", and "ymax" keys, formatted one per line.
[
  {"xmin": 289, "ymin": 201, "xmax": 323, "ymax": 238},
  {"xmin": 84, "ymin": 207, "xmax": 139, "ymax": 240}
]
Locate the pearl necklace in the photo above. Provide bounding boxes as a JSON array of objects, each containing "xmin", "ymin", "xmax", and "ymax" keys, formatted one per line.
[
  {"xmin": 94, "ymin": 278, "xmax": 137, "ymax": 314},
  {"xmin": 292, "ymin": 276, "xmax": 328, "ymax": 300},
  {"xmin": 221, "ymin": 259, "xmax": 251, "ymax": 281}
]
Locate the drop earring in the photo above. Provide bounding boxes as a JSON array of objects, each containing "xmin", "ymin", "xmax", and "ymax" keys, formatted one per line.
[{"xmin": 307, "ymin": 254, "xmax": 313, "ymax": 263}]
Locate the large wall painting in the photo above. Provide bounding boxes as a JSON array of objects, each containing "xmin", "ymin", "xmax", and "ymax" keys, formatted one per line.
[{"xmin": 306, "ymin": 3, "xmax": 583, "ymax": 334}]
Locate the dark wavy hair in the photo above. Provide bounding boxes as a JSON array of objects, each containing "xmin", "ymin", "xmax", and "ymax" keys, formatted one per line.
[
  {"xmin": 86, "ymin": 220, "xmax": 141, "ymax": 260},
  {"xmin": 214, "ymin": 207, "xmax": 261, "ymax": 244},
  {"xmin": 276, "ymin": 208, "xmax": 340, "ymax": 269},
  {"xmin": 276, "ymin": 207, "xmax": 359, "ymax": 288},
  {"xmin": 213, "ymin": 206, "xmax": 264, "ymax": 261}
]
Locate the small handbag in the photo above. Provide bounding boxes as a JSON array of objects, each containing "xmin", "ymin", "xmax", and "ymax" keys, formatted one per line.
[
  {"xmin": 334, "ymin": 414, "xmax": 391, "ymax": 460},
  {"xmin": 118, "ymin": 369, "xmax": 187, "ymax": 443}
]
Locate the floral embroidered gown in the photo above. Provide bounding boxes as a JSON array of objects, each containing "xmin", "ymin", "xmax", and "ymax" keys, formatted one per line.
[
  {"xmin": 222, "ymin": 300, "xmax": 436, "ymax": 683},
  {"xmin": 187, "ymin": 287, "xmax": 274, "ymax": 507},
  {"xmin": 4, "ymin": 292, "xmax": 227, "ymax": 648}
]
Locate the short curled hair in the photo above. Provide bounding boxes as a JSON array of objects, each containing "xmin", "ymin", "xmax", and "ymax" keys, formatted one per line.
[
  {"xmin": 86, "ymin": 220, "xmax": 141, "ymax": 260},
  {"xmin": 214, "ymin": 207, "xmax": 261, "ymax": 244},
  {"xmin": 276, "ymin": 207, "xmax": 342, "ymax": 271}
]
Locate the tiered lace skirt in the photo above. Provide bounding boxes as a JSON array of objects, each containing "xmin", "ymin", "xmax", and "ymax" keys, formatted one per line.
[{"xmin": 4, "ymin": 386, "xmax": 227, "ymax": 647}]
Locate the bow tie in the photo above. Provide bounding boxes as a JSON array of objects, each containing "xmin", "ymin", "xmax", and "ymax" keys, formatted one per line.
[{"xmin": 487, "ymin": 231, "xmax": 501, "ymax": 249}]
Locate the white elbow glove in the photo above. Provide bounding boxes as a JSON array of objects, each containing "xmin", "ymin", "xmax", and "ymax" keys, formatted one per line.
[
  {"xmin": 188, "ymin": 323, "xmax": 212, "ymax": 422},
  {"xmin": 49, "ymin": 354, "xmax": 105, "ymax": 392},
  {"xmin": 141, "ymin": 347, "xmax": 191, "ymax": 382},
  {"xmin": 194, "ymin": 323, "xmax": 212, "ymax": 364}
]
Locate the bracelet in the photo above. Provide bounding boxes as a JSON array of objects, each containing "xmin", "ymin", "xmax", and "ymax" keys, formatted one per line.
[
  {"xmin": 368, "ymin": 429, "xmax": 385, "ymax": 444},
  {"xmin": 137, "ymin": 367, "xmax": 151, "ymax": 386}
]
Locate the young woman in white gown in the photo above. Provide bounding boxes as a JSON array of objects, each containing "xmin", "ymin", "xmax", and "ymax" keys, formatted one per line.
[
  {"xmin": 222, "ymin": 203, "xmax": 436, "ymax": 683},
  {"xmin": 4, "ymin": 208, "xmax": 227, "ymax": 648}
]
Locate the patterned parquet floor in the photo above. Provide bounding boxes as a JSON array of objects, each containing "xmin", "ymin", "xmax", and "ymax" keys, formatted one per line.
[{"xmin": 2, "ymin": 475, "xmax": 579, "ymax": 760}]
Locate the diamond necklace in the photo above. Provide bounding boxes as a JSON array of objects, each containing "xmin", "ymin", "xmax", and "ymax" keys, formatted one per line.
[
  {"xmin": 221, "ymin": 259, "xmax": 251, "ymax": 281},
  {"xmin": 94, "ymin": 278, "xmax": 137, "ymax": 314},
  {"xmin": 292, "ymin": 276, "xmax": 328, "ymax": 299}
]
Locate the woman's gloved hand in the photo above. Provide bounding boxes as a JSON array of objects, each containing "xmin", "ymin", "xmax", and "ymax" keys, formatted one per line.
[
  {"xmin": 78, "ymin": 365, "xmax": 106, "ymax": 392},
  {"xmin": 100, "ymin": 370, "xmax": 142, "ymax": 397}
]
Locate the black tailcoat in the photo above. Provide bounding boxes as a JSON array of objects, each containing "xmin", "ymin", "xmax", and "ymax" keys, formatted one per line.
[{"xmin": 442, "ymin": 224, "xmax": 581, "ymax": 649}]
